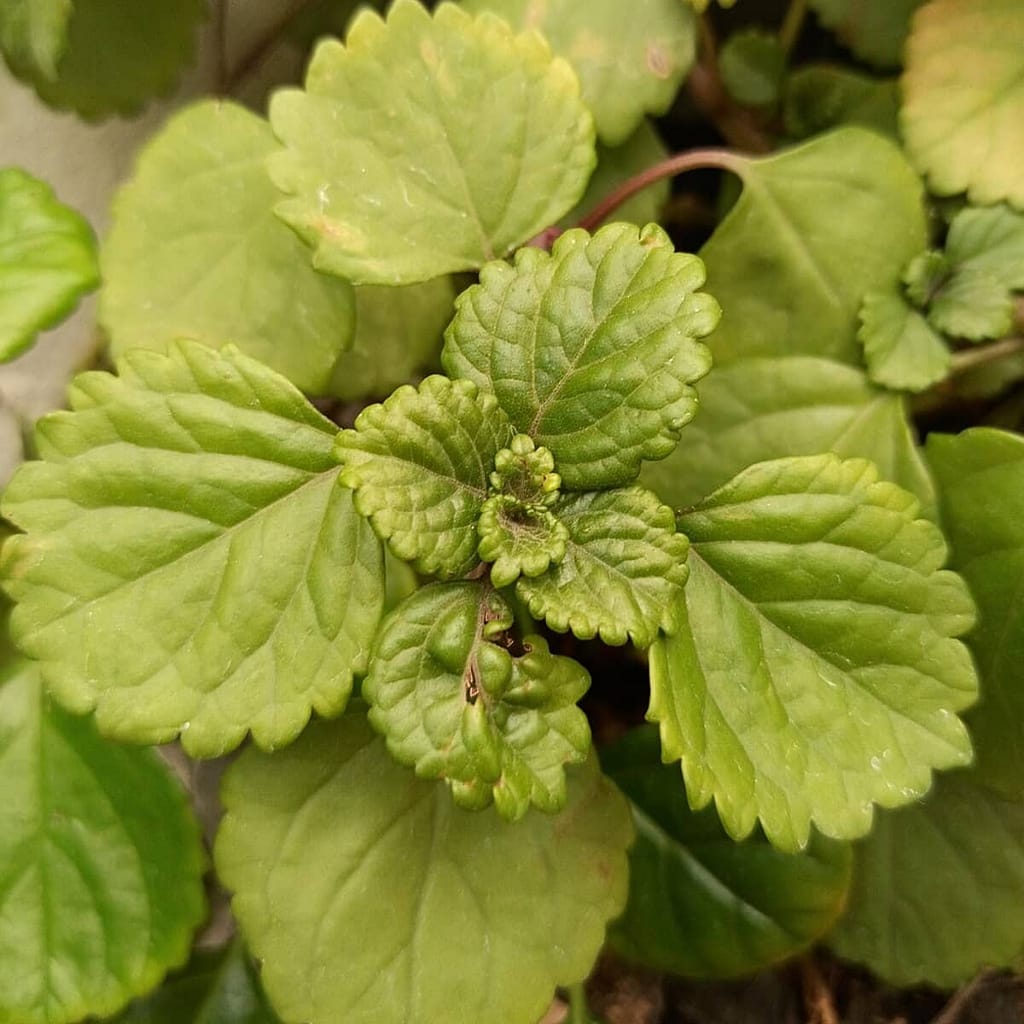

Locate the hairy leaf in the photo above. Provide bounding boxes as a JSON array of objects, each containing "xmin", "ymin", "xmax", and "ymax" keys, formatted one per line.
[
  {"xmin": 0, "ymin": 167, "xmax": 98, "ymax": 361},
  {"xmin": 0, "ymin": 661, "xmax": 206, "ymax": 1024},
  {"xmin": 461, "ymin": 0, "xmax": 697, "ymax": 145},
  {"xmin": 858, "ymin": 289, "xmax": 950, "ymax": 392},
  {"xmin": 928, "ymin": 429, "xmax": 1024, "ymax": 800},
  {"xmin": 829, "ymin": 772, "xmax": 1024, "ymax": 986},
  {"xmin": 515, "ymin": 487, "xmax": 689, "ymax": 647},
  {"xmin": 719, "ymin": 29, "xmax": 786, "ymax": 108},
  {"xmin": 604, "ymin": 726, "xmax": 853, "ymax": 979},
  {"xmin": 101, "ymin": 100, "xmax": 356, "ymax": 395},
  {"xmin": 1, "ymin": 342, "xmax": 383, "ymax": 756},
  {"xmin": 0, "ymin": 0, "xmax": 70, "ymax": 80},
  {"xmin": 444, "ymin": 223, "xmax": 718, "ymax": 489},
  {"xmin": 364, "ymin": 582, "xmax": 591, "ymax": 819},
  {"xmin": 783, "ymin": 66, "xmax": 899, "ymax": 140},
  {"xmin": 268, "ymin": 0, "xmax": 594, "ymax": 284},
  {"xmin": 216, "ymin": 712, "xmax": 632, "ymax": 1024},
  {"xmin": 337, "ymin": 375, "xmax": 511, "ymax": 578},
  {"xmin": 478, "ymin": 495, "xmax": 568, "ymax": 587},
  {"xmin": 902, "ymin": 0, "xmax": 1024, "ymax": 209},
  {"xmin": 649, "ymin": 454, "xmax": 978, "ymax": 851},
  {"xmin": 808, "ymin": 0, "xmax": 923, "ymax": 67}
]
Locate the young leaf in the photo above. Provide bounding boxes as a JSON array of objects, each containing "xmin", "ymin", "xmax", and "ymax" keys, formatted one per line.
[
  {"xmin": 902, "ymin": 0, "xmax": 1024, "ymax": 209},
  {"xmin": 603, "ymin": 726, "xmax": 853, "ymax": 979},
  {"xmin": 0, "ymin": 0, "xmax": 71, "ymax": 80},
  {"xmin": 719, "ymin": 29, "xmax": 786, "ymax": 109},
  {"xmin": 100, "ymin": 100, "xmax": 355, "ymax": 395},
  {"xmin": 858, "ymin": 289, "xmax": 950, "ymax": 392},
  {"xmin": 336, "ymin": 375, "xmax": 512, "ymax": 579},
  {"xmin": 515, "ymin": 487, "xmax": 690, "ymax": 647},
  {"xmin": 1, "ymin": 342, "xmax": 384, "ymax": 757},
  {"xmin": 478, "ymin": 495, "xmax": 568, "ymax": 588},
  {"xmin": 927, "ymin": 269, "xmax": 1014, "ymax": 342},
  {"xmin": 649, "ymin": 454, "xmax": 978, "ymax": 852},
  {"xmin": 783, "ymin": 66, "xmax": 899, "ymax": 141},
  {"xmin": 0, "ymin": 167, "xmax": 98, "ymax": 361},
  {"xmin": 216, "ymin": 712, "xmax": 632, "ymax": 1024},
  {"xmin": 927, "ymin": 428, "xmax": 1024, "ymax": 800},
  {"xmin": 807, "ymin": 0, "xmax": 923, "ymax": 67},
  {"xmin": 364, "ymin": 582, "xmax": 591, "ymax": 819},
  {"xmin": 0, "ymin": 660, "xmax": 206, "ymax": 1024},
  {"xmin": 444, "ymin": 223, "xmax": 718, "ymax": 490},
  {"xmin": 944, "ymin": 204, "xmax": 1024, "ymax": 290},
  {"xmin": 268, "ymin": 0, "xmax": 595, "ymax": 285},
  {"xmin": 828, "ymin": 771, "xmax": 1024, "ymax": 986},
  {"xmin": 461, "ymin": 0, "xmax": 697, "ymax": 145}
]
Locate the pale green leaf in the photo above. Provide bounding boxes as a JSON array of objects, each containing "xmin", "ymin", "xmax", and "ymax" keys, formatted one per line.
[
  {"xmin": 902, "ymin": 0, "xmax": 1024, "ymax": 209},
  {"xmin": 603, "ymin": 726, "xmax": 853, "ymax": 979},
  {"xmin": 1, "ymin": 341, "xmax": 383, "ymax": 757},
  {"xmin": 945, "ymin": 204, "xmax": 1024, "ymax": 290},
  {"xmin": 515, "ymin": 487, "xmax": 689, "ymax": 647},
  {"xmin": 902, "ymin": 249, "xmax": 949, "ymax": 309},
  {"xmin": 783, "ymin": 66, "xmax": 899, "ymax": 140},
  {"xmin": 461, "ymin": 0, "xmax": 697, "ymax": 145},
  {"xmin": 443, "ymin": 223, "xmax": 718, "ymax": 490},
  {"xmin": 719, "ymin": 29, "xmax": 786, "ymax": 109},
  {"xmin": 0, "ymin": 167, "xmax": 98, "ymax": 361},
  {"xmin": 268, "ymin": 0, "xmax": 595, "ymax": 284},
  {"xmin": 0, "ymin": 660, "xmax": 206, "ymax": 1024},
  {"xmin": 808, "ymin": 0, "xmax": 923, "ymax": 67},
  {"xmin": 336, "ymin": 375, "xmax": 511, "ymax": 579},
  {"xmin": 216, "ymin": 712, "xmax": 632, "ymax": 1024},
  {"xmin": 927, "ymin": 429, "xmax": 1024, "ymax": 800},
  {"xmin": 327, "ymin": 278, "xmax": 456, "ymax": 401},
  {"xmin": 364, "ymin": 582, "xmax": 591, "ymax": 819},
  {"xmin": 649, "ymin": 454, "xmax": 978, "ymax": 851},
  {"xmin": 100, "ymin": 100, "xmax": 356, "ymax": 395},
  {"xmin": 927, "ymin": 269, "xmax": 1014, "ymax": 342},
  {"xmin": 478, "ymin": 495, "xmax": 568, "ymax": 588},
  {"xmin": 0, "ymin": 0, "xmax": 70, "ymax": 80},
  {"xmin": 829, "ymin": 771, "xmax": 1024, "ymax": 986},
  {"xmin": 858, "ymin": 290, "xmax": 950, "ymax": 392},
  {"xmin": 685, "ymin": 0, "xmax": 739, "ymax": 11}
]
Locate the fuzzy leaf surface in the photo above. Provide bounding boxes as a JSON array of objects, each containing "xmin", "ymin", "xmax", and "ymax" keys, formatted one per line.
[
  {"xmin": 337, "ymin": 375, "xmax": 511, "ymax": 578},
  {"xmin": 461, "ymin": 0, "xmax": 697, "ymax": 145},
  {"xmin": 0, "ymin": 661, "xmax": 206, "ymax": 1024},
  {"xmin": 928, "ymin": 429, "xmax": 1024, "ymax": 799},
  {"xmin": 1, "ymin": 342, "xmax": 383, "ymax": 756},
  {"xmin": 829, "ymin": 772, "xmax": 1024, "ymax": 986},
  {"xmin": 0, "ymin": 167, "xmax": 98, "ymax": 361},
  {"xmin": 858, "ymin": 289, "xmax": 950, "ymax": 392},
  {"xmin": 364, "ymin": 582, "xmax": 591, "ymax": 819},
  {"xmin": 0, "ymin": 0, "xmax": 70, "ymax": 79},
  {"xmin": 604, "ymin": 726, "xmax": 853, "ymax": 979},
  {"xmin": 101, "ymin": 100, "xmax": 355, "ymax": 395},
  {"xmin": 807, "ymin": 0, "xmax": 923, "ymax": 67},
  {"xmin": 902, "ymin": 0, "xmax": 1024, "ymax": 209},
  {"xmin": 515, "ymin": 487, "xmax": 689, "ymax": 647},
  {"xmin": 216, "ymin": 712, "xmax": 632, "ymax": 1024},
  {"xmin": 649, "ymin": 454, "xmax": 978, "ymax": 851},
  {"xmin": 444, "ymin": 223, "xmax": 718, "ymax": 490},
  {"xmin": 269, "ymin": 0, "xmax": 594, "ymax": 284}
]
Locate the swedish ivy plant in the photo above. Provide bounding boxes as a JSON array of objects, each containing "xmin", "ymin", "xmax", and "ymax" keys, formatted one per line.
[{"xmin": 1, "ymin": 0, "xmax": 1024, "ymax": 1021}]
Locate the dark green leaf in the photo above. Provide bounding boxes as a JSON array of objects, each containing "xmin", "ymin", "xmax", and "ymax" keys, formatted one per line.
[{"xmin": 719, "ymin": 29, "xmax": 786, "ymax": 108}]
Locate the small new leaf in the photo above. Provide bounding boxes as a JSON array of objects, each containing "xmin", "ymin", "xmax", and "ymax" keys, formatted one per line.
[
  {"xmin": 649, "ymin": 454, "xmax": 978, "ymax": 851},
  {"xmin": 337, "ymin": 375, "xmax": 512, "ymax": 579},
  {"xmin": 444, "ymin": 223, "xmax": 718, "ymax": 490},
  {"xmin": 1, "ymin": 342, "xmax": 384, "ymax": 756},
  {"xmin": 944, "ymin": 203, "xmax": 1024, "ymax": 290},
  {"xmin": 927, "ymin": 269, "xmax": 1014, "ymax": 342},
  {"xmin": 516, "ymin": 487, "xmax": 690, "ymax": 647},
  {"xmin": 0, "ymin": 0, "xmax": 70, "ymax": 80},
  {"xmin": 478, "ymin": 496, "xmax": 568, "ymax": 588},
  {"xmin": 719, "ymin": 29, "xmax": 786, "ymax": 109},
  {"xmin": 858, "ymin": 289, "xmax": 950, "ymax": 392},
  {"xmin": 783, "ymin": 67, "xmax": 899, "ymax": 141},
  {"xmin": 364, "ymin": 582, "xmax": 591, "ymax": 819}
]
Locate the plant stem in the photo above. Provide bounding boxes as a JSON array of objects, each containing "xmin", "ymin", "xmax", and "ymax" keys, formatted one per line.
[
  {"xmin": 930, "ymin": 969, "xmax": 995, "ymax": 1024},
  {"xmin": 779, "ymin": 0, "xmax": 809, "ymax": 55},
  {"xmin": 798, "ymin": 954, "xmax": 839, "ymax": 1024},
  {"xmin": 224, "ymin": 0, "xmax": 318, "ymax": 95},
  {"xmin": 949, "ymin": 336, "xmax": 1024, "ymax": 376},
  {"xmin": 567, "ymin": 983, "xmax": 591, "ymax": 1024}
]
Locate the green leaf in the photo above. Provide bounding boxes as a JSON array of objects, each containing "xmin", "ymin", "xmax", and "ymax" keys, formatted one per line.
[
  {"xmin": 0, "ymin": 660, "xmax": 206, "ymax": 1024},
  {"xmin": 461, "ymin": 0, "xmax": 697, "ymax": 145},
  {"xmin": 902, "ymin": 249, "xmax": 949, "ymax": 309},
  {"xmin": 783, "ymin": 66, "xmax": 899, "ymax": 140},
  {"xmin": 0, "ymin": 0, "xmax": 70, "ymax": 80},
  {"xmin": 649, "ymin": 453, "xmax": 978, "ymax": 852},
  {"xmin": 944, "ymin": 204, "xmax": 1024, "ymax": 290},
  {"xmin": 336, "ymin": 375, "xmax": 511, "ymax": 579},
  {"xmin": 110, "ymin": 942, "xmax": 281, "ymax": 1024},
  {"xmin": 0, "ymin": 167, "xmax": 98, "ymax": 362},
  {"xmin": 808, "ymin": 0, "xmax": 924, "ymax": 67},
  {"xmin": 364, "ymin": 582, "xmax": 591, "ymax": 819},
  {"xmin": 1, "ymin": 341, "xmax": 384, "ymax": 757},
  {"xmin": 829, "ymin": 771, "xmax": 1024, "ymax": 986},
  {"xmin": 216, "ymin": 711, "xmax": 632, "ymax": 1024},
  {"xmin": 927, "ymin": 429, "xmax": 1024, "ymax": 800},
  {"xmin": 268, "ymin": 0, "xmax": 595, "ymax": 285},
  {"xmin": 858, "ymin": 289, "xmax": 950, "ymax": 392},
  {"xmin": 443, "ymin": 223, "xmax": 718, "ymax": 490},
  {"xmin": 478, "ymin": 495, "xmax": 568, "ymax": 588},
  {"xmin": 99, "ymin": 100, "xmax": 355, "ymax": 395},
  {"xmin": 5, "ymin": 0, "xmax": 205, "ymax": 119},
  {"xmin": 719, "ymin": 29, "xmax": 786, "ymax": 109},
  {"xmin": 603, "ymin": 726, "xmax": 853, "ymax": 979},
  {"xmin": 927, "ymin": 269, "xmax": 1014, "ymax": 342},
  {"xmin": 902, "ymin": 0, "xmax": 1024, "ymax": 209},
  {"xmin": 327, "ymin": 278, "xmax": 456, "ymax": 401},
  {"xmin": 515, "ymin": 487, "xmax": 689, "ymax": 647}
]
